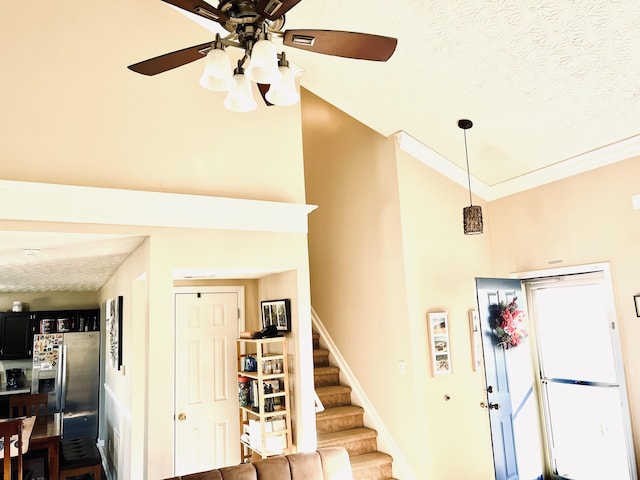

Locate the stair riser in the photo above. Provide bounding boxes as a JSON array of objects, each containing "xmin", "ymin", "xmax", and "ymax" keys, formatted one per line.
[
  {"xmin": 316, "ymin": 413, "xmax": 364, "ymax": 434},
  {"xmin": 319, "ymin": 436, "xmax": 378, "ymax": 457},
  {"xmin": 351, "ymin": 462, "xmax": 394, "ymax": 480},
  {"xmin": 316, "ymin": 392, "xmax": 352, "ymax": 408},
  {"xmin": 313, "ymin": 353, "xmax": 329, "ymax": 368},
  {"xmin": 314, "ymin": 371, "xmax": 340, "ymax": 387}
]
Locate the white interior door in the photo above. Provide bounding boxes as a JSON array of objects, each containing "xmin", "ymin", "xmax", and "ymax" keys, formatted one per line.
[{"xmin": 174, "ymin": 287, "xmax": 244, "ymax": 475}]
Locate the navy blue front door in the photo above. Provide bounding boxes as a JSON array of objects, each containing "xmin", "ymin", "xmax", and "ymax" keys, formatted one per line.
[{"xmin": 476, "ymin": 278, "xmax": 521, "ymax": 480}]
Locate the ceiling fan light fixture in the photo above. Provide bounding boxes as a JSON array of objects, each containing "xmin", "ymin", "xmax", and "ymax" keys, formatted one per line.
[
  {"xmin": 246, "ymin": 35, "xmax": 281, "ymax": 84},
  {"xmin": 223, "ymin": 68, "xmax": 257, "ymax": 112},
  {"xmin": 265, "ymin": 54, "xmax": 300, "ymax": 106},
  {"xmin": 199, "ymin": 47, "xmax": 235, "ymax": 91}
]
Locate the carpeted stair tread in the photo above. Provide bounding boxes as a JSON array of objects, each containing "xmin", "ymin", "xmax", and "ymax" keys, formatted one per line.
[
  {"xmin": 317, "ymin": 426, "xmax": 378, "ymax": 446},
  {"xmin": 316, "ymin": 404, "xmax": 364, "ymax": 420},
  {"xmin": 314, "ymin": 365, "xmax": 340, "ymax": 375},
  {"xmin": 350, "ymin": 451, "xmax": 394, "ymax": 479},
  {"xmin": 316, "ymin": 384, "xmax": 352, "ymax": 395}
]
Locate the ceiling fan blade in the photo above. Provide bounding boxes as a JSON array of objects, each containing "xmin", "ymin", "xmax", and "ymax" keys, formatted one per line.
[
  {"xmin": 283, "ymin": 29, "xmax": 397, "ymax": 61},
  {"xmin": 257, "ymin": 84, "xmax": 274, "ymax": 106},
  {"xmin": 161, "ymin": 0, "xmax": 230, "ymax": 24},
  {"xmin": 128, "ymin": 42, "xmax": 211, "ymax": 76},
  {"xmin": 256, "ymin": 0, "xmax": 303, "ymax": 20}
]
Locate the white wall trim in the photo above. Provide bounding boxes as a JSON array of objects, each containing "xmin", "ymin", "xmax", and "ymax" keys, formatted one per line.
[
  {"xmin": 510, "ymin": 261, "xmax": 610, "ymax": 280},
  {"xmin": 311, "ymin": 307, "xmax": 416, "ymax": 480},
  {"xmin": 632, "ymin": 194, "xmax": 640, "ymax": 210},
  {"xmin": 104, "ymin": 383, "xmax": 133, "ymax": 423},
  {"xmin": 396, "ymin": 131, "xmax": 640, "ymax": 201},
  {"xmin": 0, "ymin": 180, "xmax": 317, "ymax": 233}
]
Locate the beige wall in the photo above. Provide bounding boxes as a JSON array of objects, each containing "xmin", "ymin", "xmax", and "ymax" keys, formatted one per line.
[
  {"xmin": 100, "ymin": 238, "xmax": 149, "ymax": 479},
  {"xmin": 395, "ymin": 147, "xmax": 496, "ymax": 479},
  {"xmin": 488, "ymin": 156, "xmax": 640, "ymax": 468},
  {"xmin": 302, "ymin": 89, "xmax": 496, "ymax": 479},
  {"xmin": 0, "ymin": 291, "xmax": 99, "ymax": 312},
  {"xmin": 1, "ymin": 1, "xmax": 306, "ymax": 205},
  {"xmin": 142, "ymin": 229, "xmax": 313, "ymax": 479},
  {"xmin": 302, "ymin": 88, "xmax": 640, "ymax": 478}
]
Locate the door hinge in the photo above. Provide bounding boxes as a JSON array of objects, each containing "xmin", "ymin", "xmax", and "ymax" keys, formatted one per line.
[{"xmin": 611, "ymin": 321, "xmax": 616, "ymax": 330}]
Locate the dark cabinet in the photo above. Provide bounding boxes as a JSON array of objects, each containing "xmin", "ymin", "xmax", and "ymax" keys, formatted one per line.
[
  {"xmin": 0, "ymin": 308, "xmax": 100, "ymax": 360},
  {"xmin": 32, "ymin": 309, "xmax": 100, "ymax": 334},
  {"xmin": 0, "ymin": 312, "xmax": 33, "ymax": 359}
]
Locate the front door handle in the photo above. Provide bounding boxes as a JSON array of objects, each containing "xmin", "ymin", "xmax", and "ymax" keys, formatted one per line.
[
  {"xmin": 488, "ymin": 402, "xmax": 500, "ymax": 410},
  {"xmin": 177, "ymin": 413, "xmax": 187, "ymax": 421}
]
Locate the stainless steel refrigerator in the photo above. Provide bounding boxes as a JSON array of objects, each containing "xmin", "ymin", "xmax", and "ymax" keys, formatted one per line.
[{"xmin": 31, "ymin": 332, "xmax": 100, "ymax": 439}]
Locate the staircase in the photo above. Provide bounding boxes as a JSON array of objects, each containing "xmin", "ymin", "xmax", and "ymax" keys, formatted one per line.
[{"xmin": 313, "ymin": 333, "xmax": 395, "ymax": 480}]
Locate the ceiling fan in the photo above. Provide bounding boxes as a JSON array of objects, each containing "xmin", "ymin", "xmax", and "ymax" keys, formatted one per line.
[{"xmin": 128, "ymin": 0, "xmax": 398, "ymax": 111}]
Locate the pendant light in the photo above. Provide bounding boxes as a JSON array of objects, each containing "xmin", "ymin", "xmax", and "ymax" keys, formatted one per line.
[{"xmin": 459, "ymin": 119, "xmax": 483, "ymax": 235}]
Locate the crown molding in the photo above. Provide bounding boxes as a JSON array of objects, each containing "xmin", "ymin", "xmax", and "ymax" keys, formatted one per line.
[
  {"xmin": 396, "ymin": 131, "xmax": 640, "ymax": 201},
  {"xmin": 0, "ymin": 180, "xmax": 317, "ymax": 233}
]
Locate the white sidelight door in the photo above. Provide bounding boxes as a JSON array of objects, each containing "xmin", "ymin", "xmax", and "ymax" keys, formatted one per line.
[{"xmin": 174, "ymin": 287, "xmax": 244, "ymax": 476}]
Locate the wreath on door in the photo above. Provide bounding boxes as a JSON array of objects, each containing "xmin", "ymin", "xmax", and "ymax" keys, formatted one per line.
[{"xmin": 494, "ymin": 297, "xmax": 528, "ymax": 349}]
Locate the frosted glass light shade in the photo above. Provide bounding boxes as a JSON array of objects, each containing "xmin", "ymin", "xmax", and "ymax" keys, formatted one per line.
[
  {"xmin": 223, "ymin": 72, "xmax": 257, "ymax": 112},
  {"xmin": 246, "ymin": 39, "xmax": 281, "ymax": 84},
  {"xmin": 199, "ymin": 48, "xmax": 235, "ymax": 91},
  {"xmin": 265, "ymin": 65, "xmax": 299, "ymax": 106},
  {"xmin": 199, "ymin": 73, "xmax": 236, "ymax": 92}
]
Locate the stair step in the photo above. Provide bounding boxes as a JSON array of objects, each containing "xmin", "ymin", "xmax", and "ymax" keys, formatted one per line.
[
  {"xmin": 316, "ymin": 405, "xmax": 364, "ymax": 433},
  {"xmin": 350, "ymin": 451, "xmax": 394, "ymax": 480},
  {"xmin": 312, "ymin": 333, "xmax": 320, "ymax": 350},
  {"xmin": 315, "ymin": 384, "xmax": 352, "ymax": 408},
  {"xmin": 313, "ymin": 348, "xmax": 330, "ymax": 367},
  {"xmin": 314, "ymin": 366, "xmax": 340, "ymax": 387},
  {"xmin": 317, "ymin": 427, "xmax": 378, "ymax": 456}
]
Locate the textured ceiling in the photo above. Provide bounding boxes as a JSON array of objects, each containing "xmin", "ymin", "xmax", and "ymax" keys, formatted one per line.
[
  {"xmin": 2, "ymin": 1, "xmax": 640, "ymax": 292},
  {"xmin": 280, "ymin": 0, "xmax": 640, "ymax": 186},
  {"xmin": 0, "ymin": 233, "xmax": 146, "ymax": 293}
]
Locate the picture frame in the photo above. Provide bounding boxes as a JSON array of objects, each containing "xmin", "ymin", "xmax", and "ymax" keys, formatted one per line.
[
  {"xmin": 635, "ymin": 295, "xmax": 640, "ymax": 317},
  {"xmin": 428, "ymin": 312, "xmax": 451, "ymax": 375},
  {"xmin": 261, "ymin": 299, "xmax": 291, "ymax": 332},
  {"xmin": 106, "ymin": 296, "xmax": 124, "ymax": 370},
  {"xmin": 469, "ymin": 309, "xmax": 482, "ymax": 372}
]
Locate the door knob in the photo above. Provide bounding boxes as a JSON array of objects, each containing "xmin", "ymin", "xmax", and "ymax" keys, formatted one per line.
[{"xmin": 177, "ymin": 413, "xmax": 187, "ymax": 421}]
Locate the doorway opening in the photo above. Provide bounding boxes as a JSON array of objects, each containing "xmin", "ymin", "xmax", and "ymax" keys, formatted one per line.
[
  {"xmin": 478, "ymin": 263, "xmax": 637, "ymax": 480},
  {"xmin": 523, "ymin": 267, "xmax": 636, "ymax": 480}
]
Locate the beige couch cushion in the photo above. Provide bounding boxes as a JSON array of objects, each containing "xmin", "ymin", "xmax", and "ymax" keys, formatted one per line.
[
  {"xmin": 164, "ymin": 447, "xmax": 352, "ymax": 480},
  {"xmin": 287, "ymin": 451, "xmax": 324, "ymax": 480}
]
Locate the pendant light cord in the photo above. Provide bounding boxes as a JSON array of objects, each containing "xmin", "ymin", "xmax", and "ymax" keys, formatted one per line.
[{"xmin": 464, "ymin": 129, "xmax": 473, "ymax": 206}]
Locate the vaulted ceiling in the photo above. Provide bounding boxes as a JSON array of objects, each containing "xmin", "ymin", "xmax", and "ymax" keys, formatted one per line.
[{"xmin": 2, "ymin": 0, "xmax": 639, "ymax": 292}]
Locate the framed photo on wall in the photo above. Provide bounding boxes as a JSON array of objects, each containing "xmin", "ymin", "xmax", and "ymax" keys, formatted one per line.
[
  {"xmin": 428, "ymin": 312, "xmax": 451, "ymax": 375},
  {"xmin": 106, "ymin": 296, "xmax": 124, "ymax": 370},
  {"xmin": 261, "ymin": 299, "xmax": 291, "ymax": 332}
]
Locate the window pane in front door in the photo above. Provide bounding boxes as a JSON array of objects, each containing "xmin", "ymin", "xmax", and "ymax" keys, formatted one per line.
[
  {"xmin": 545, "ymin": 381, "xmax": 630, "ymax": 480},
  {"xmin": 535, "ymin": 283, "xmax": 617, "ymax": 384}
]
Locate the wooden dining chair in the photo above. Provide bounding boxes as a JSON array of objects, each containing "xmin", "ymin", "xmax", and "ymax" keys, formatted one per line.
[
  {"xmin": 0, "ymin": 418, "xmax": 24, "ymax": 480},
  {"xmin": 8, "ymin": 394, "xmax": 48, "ymax": 419}
]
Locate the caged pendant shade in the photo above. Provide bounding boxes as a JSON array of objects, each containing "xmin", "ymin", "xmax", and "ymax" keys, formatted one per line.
[{"xmin": 459, "ymin": 119, "xmax": 483, "ymax": 235}]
